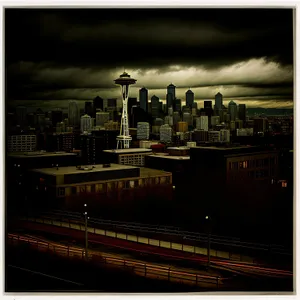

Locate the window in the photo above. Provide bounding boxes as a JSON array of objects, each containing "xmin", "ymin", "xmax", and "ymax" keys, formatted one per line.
[
  {"xmin": 58, "ymin": 187, "xmax": 65, "ymax": 196},
  {"xmin": 80, "ymin": 186, "xmax": 86, "ymax": 193},
  {"xmin": 129, "ymin": 181, "xmax": 135, "ymax": 188},
  {"xmin": 71, "ymin": 187, "xmax": 76, "ymax": 195},
  {"xmin": 232, "ymin": 162, "xmax": 238, "ymax": 170},
  {"xmin": 91, "ymin": 184, "xmax": 95, "ymax": 193}
]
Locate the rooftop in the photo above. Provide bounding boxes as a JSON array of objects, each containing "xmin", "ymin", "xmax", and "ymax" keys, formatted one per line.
[
  {"xmin": 149, "ymin": 154, "xmax": 190, "ymax": 160},
  {"xmin": 8, "ymin": 152, "xmax": 77, "ymax": 158},
  {"xmin": 191, "ymin": 146, "xmax": 258, "ymax": 151},
  {"xmin": 167, "ymin": 147, "xmax": 190, "ymax": 150},
  {"xmin": 140, "ymin": 167, "xmax": 172, "ymax": 177},
  {"xmin": 31, "ymin": 163, "xmax": 138, "ymax": 176},
  {"xmin": 103, "ymin": 148, "xmax": 152, "ymax": 154}
]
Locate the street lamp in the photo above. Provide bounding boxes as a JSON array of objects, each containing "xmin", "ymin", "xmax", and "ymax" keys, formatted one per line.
[
  {"xmin": 84, "ymin": 203, "xmax": 89, "ymax": 260},
  {"xmin": 205, "ymin": 215, "xmax": 212, "ymax": 269}
]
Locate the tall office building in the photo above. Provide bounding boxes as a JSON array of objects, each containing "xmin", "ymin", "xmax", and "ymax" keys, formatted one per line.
[
  {"xmin": 196, "ymin": 116, "xmax": 209, "ymax": 131},
  {"xmin": 107, "ymin": 98, "xmax": 117, "ymax": 108},
  {"xmin": 182, "ymin": 112, "xmax": 193, "ymax": 126},
  {"xmin": 215, "ymin": 92, "xmax": 223, "ymax": 110},
  {"xmin": 137, "ymin": 122, "xmax": 150, "ymax": 140},
  {"xmin": 160, "ymin": 124, "xmax": 172, "ymax": 143},
  {"xmin": 139, "ymin": 87, "xmax": 148, "ymax": 113},
  {"xmin": 16, "ymin": 106, "xmax": 27, "ymax": 128},
  {"xmin": 51, "ymin": 109, "xmax": 63, "ymax": 128},
  {"xmin": 186, "ymin": 89, "xmax": 194, "ymax": 108},
  {"xmin": 238, "ymin": 104, "xmax": 246, "ymax": 122},
  {"xmin": 174, "ymin": 99, "xmax": 182, "ymax": 112},
  {"xmin": 151, "ymin": 95, "xmax": 160, "ymax": 118},
  {"xmin": 173, "ymin": 111, "xmax": 181, "ymax": 127},
  {"xmin": 80, "ymin": 114, "xmax": 93, "ymax": 133},
  {"xmin": 85, "ymin": 102, "xmax": 93, "ymax": 117},
  {"xmin": 96, "ymin": 112, "xmax": 110, "ymax": 127},
  {"xmin": 167, "ymin": 83, "xmax": 176, "ymax": 101},
  {"xmin": 93, "ymin": 96, "xmax": 104, "ymax": 117},
  {"xmin": 68, "ymin": 101, "xmax": 80, "ymax": 128},
  {"xmin": 211, "ymin": 116, "xmax": 220, "ymax": 127},
  {"xmin": 166, "ymin": 93, "xmax": 173, "ymax": 109},
  {"xmin": 228, "ymin": 100, "xmax": 238, "ymax": 121}
]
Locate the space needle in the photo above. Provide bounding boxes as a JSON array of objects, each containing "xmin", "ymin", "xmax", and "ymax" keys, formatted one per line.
[{"xmin": 114, "ymin": 71, "xmax": 137, "ymax": 149}]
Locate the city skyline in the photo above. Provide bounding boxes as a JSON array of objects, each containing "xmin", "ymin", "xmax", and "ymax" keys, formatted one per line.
[{"xmin": 6, "ymin": 8, "xmax": 294, "ymax": 110}]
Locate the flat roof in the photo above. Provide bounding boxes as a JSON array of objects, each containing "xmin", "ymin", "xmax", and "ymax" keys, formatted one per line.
[
  {"xmin": 190, "ymin": 146, "xmax": 258, "ymax": 151},
  {"xmin": 31, "ymin": 163, "xmax": 139, "ymax": 176},
  {"xmin": 103, "ymin": 148, "xmax": 152, "ymax": 154},
  {"xmin": 167, "ymin": 147, "xmax": 190, "ymax": 150},
  {"xmin": 148, "ymin": 154, "xmax": 190, "ymax": 160},
  {"xmin": 140, "ymin": 167, "xmax": 172, "ymax": 177},
  {"xmin": 8, "ymin": 152, "xmax": 77, "ymax": 158}
]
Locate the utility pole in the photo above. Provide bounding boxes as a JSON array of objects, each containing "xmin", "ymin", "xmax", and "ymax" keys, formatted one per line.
[
  {"xmin": 84, "ymin": 203, "xmax": 89, "ymax": 260},
  {"xmin": 205, "ymin": 215, "xmax": 211, "ymax": 269}
]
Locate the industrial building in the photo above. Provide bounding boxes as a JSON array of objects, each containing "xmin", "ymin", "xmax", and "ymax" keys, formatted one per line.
[
  {"xmin": 7, "ymin": 151, "xmax": 80, "ymax": 214},
  {"xmin": 103, "ymin": 148, "xmax": 153, "ymax": 167},
  {"xmin": 188, "ymin": 146, "xmax": 280, "ymax": 237},
  {"xmin": 8, "ymin": 135, "xmax": 37, "ymax": 152},
  {"xmin": 29, "ymin": 163, "xmax": 173, "ymax": 213}
]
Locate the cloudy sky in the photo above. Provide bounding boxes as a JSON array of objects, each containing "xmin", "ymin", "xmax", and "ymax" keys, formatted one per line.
[{"xmin": 5, "ymin": 8, "xmax": 294, "ymax": 110}]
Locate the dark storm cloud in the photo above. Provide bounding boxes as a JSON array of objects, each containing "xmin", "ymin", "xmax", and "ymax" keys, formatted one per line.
[{"xmin": 5, "ymin": 8, "xmax": 294, "ymax": 107}]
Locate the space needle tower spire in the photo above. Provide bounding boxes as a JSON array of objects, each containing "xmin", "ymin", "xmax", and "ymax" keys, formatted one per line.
[{"xmin": 114, "ymin": 71, "xmax": 137, "ymax": 149}]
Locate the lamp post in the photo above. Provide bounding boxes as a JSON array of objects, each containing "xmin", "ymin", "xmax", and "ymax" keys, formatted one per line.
[
  {"xmin": 84, "ymin": 203, "xmax": 89, "ymax": 260},
  {"xmin": 205, "ymin": 215, "xmax": 212, "ymax": 269}
]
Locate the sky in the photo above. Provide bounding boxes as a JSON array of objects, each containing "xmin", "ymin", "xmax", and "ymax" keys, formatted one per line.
[{"xmin": 5, "ymin": 8, "xmax": 294, "ymax": 111}]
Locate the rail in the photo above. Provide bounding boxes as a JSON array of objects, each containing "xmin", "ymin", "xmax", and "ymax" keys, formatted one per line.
[
  {"xmin": 7, "ymin": 233, "xmax": 221, "ymax": 289},
  {"xmin": 21, "ymin": 215, "xmax": 292, "ymax": 264},
  {"xmin": 33, "ymin": 209, "xmax": 291, "ymax": 256}
]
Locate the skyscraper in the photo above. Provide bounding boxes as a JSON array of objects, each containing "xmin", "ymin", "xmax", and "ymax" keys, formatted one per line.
[
  {"xmin": 186, "ymin": 89, "xmax": 194, "ymax": 108},
  {"xmin": 68, "ymin": 100, "xmax": 80, "ymax": 128},
  {"xmin": 96, "ymin": 112, "xmax": 110, "ymax": 127},
  {"xmin": 137, "ymin": 122, "xmax": 150, "ymax": 140},
  {"xmin": 16, "ymin": 106, "xmax": 27, "ymax": 128},
  {"xmin": 51, "ymin": 109, "xmax": 63, "ymax": 128},
  {"xmin": 93, "ymin": 96, "xmax": 104, "ymax": 117},
  {"xmin": 238, "ymin": 104, "xmax": 246, "ymax": 122},
  {"xmin": 174, "ymin": 99, "xmax": 182, "ymax": 112},
  {"xmin": 85, "ymin": 101, "xmax": 93, "ymax": 117},
  {"xmin": 139, "ymin": 87, "xmax": 148, "ymax": 113},
  {"xmin": 151, "ymin": 95, "xmax": 160, "ymax": 118},
  {"xmin": 228, "ymin": 100, "xmax": 238, "ymax": 121},
  {"xmin": 196, "ymin": 116, "xmax": 209, "ymax": 131},
  {"xmin": 81, "ymin": 114, "xmax": 93, "ymax": 133},
  {"xmin": 215, "ymin": 92, "xmax": 223, "ymax": 110},
  {"xmin": 107, "ymin": 98, "xmax": 117, "ymax": 108},
  {"xmin": 166, "ymin": 93, "xmax": 173, "ymax": 109},
  {"xmin": 167, "ymin": 83, "xmax": 176, "ymax": 101}
]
